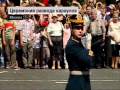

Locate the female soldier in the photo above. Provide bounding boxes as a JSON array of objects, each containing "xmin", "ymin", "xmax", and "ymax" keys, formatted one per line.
[{"xmin": 65, "ymin": 15, "xmax": 91, "ymax": 90}]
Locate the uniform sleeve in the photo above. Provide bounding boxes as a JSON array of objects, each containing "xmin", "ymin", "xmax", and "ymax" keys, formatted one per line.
[{"xmin": 72, "ymin": 48, "xmax": 91, "ymax": 67}]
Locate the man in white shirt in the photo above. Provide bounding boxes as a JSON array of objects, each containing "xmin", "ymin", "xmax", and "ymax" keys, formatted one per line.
[{"xmin": 19, "ymin": 15, "xmax": 35, "ymax": 68}]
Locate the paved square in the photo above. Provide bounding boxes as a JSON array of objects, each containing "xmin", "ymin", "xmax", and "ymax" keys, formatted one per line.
[{"xmin": 0, "ymin": 69, "xmax": 120, "ymax": 90}]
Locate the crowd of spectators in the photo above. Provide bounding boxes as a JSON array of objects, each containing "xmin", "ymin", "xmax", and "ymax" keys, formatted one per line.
[{"xmin": 0, "ymin": 0, "xmax": 120, "ymax": 70}]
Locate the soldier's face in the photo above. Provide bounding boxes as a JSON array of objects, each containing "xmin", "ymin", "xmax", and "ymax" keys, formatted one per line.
[{"xmin": 72, "ymin": 27, "xmax": 84, "ymax": 39}]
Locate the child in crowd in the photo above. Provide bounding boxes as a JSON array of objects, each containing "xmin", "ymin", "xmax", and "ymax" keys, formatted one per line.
[
  {"xmin": 32, "ymin": 29, "xmax": 41, "ymax": 68},
  {"xmin": 40, "ymin": 27, "xmax": 52, "ymax": 69}
]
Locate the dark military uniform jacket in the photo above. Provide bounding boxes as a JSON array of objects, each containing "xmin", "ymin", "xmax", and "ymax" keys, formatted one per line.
[{"xmin": 65, "ymin": 38, "xmax": 91, "ymax": 71}]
